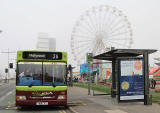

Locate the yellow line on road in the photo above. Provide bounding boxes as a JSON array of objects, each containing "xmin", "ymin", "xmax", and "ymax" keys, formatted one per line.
[
  {"xmin": 59, "ymin": 111, "xmax": 63, "ymax": 113},
  {"xmin": 77, "ymin": 103, "xmax": 86, "ymax": 106},
  {"xmin": 59, "ymin": 110, "xmax": 66, "ymax": 113},
  {"xmin": 69, "ymin": 107, "xmax": 79, "ymax": 113},
  {"xmin": 104, "ymin": 109, "xmax": 128, "ymax": 113}
]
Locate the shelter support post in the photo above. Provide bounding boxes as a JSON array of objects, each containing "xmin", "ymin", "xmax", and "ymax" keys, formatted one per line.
[
  {"xmin": 69, "ymin": 64, "xmax": 73, "ymax": 87},
  {"xmin": 88, "ymin": 62, "xmax": 91, "ymax": 95},
  {"xmin": 70, "ymin": 67, "xmax": 73, "ymax": 87},
  {"xmin": 111, "ymin": 58, "xmax": 116, "ymax": 98},
  {"xmin": 143, "ymin": 51, "xmax": 152, "ymax": 105}
]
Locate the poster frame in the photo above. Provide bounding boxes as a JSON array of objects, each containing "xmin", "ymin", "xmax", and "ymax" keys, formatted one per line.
[{"xmin": 118, "ymin": 57, "xmax": 145, "ymax": 103}]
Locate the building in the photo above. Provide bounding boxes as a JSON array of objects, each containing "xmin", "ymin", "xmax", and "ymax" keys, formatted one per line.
[{"xmin": 36, "ymin": 33, "xmax": 56, "ymax": 51}]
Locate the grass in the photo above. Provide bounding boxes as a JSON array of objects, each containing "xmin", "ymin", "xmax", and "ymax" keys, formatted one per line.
[
  {"xmin": 150, "ymin": 91, "xmax": 160, "ymax": 104},
  {"xmin": 73, "ymin": 82, "xmax": 160, "ymax": 104},
  {"xmin": 73, "ymin": 82, "xmax": 111, "ymax": 94}
]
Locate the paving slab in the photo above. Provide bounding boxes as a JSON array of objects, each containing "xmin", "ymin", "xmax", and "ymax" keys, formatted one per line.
[{"xmin": 68, "ymin": 86, "xmax": 160, "ymax": 113}]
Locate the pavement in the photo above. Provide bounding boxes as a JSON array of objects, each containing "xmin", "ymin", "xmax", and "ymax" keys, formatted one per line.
[
  {"xmin": 0, "ymin": 81, "xmax": 159, "ymax": 113},
  {"xmin": 68, "ymin": 86, "xmax": 160, "ymax": 113}
]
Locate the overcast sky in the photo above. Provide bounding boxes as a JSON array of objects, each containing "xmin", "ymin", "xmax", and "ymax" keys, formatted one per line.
[{"xmin": 0, "ymin": 0, "xmax": 160, "ymax": 76}]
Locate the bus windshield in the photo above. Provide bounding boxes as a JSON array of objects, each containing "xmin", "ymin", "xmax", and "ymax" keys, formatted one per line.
[{"xmin": 17, "ymin": 62, "xmax": 66, "ymax": 86}]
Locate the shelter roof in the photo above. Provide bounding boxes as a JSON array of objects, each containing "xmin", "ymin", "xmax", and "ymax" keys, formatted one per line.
[
  {"xmin": 155, "ymin": 63, "xmax": 160, "ymax": 66},
  {"xmin": 93, "ymin": 49, "xmax": 157, "ymax": 61}
]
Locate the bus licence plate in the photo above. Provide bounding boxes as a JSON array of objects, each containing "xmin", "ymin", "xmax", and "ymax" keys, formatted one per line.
[{"xmin": 36, "ymin": 102, "xmax": 48, "ymax": 105}]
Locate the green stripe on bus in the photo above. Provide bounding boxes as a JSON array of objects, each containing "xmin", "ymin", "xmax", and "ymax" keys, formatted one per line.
[{"xmin": 16, "ymin": 86, "xmax": 67, "ymax": 91}]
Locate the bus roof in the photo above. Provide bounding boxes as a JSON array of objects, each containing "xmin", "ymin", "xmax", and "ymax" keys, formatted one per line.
[{"xmin": 17, "ymin": 50, "xmax": 67, "ymax": 53}]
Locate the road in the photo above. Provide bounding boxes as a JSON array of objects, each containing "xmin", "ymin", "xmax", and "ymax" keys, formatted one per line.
[
  {"xmin": 0, "ymin": 80, "xmax": 70, "ymax": 113},
  {"xmin": 1, "ymin": 80, "xmax": 160, "ymax": 113}
]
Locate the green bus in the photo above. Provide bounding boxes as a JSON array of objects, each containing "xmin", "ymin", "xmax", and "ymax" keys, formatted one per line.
[{"xmin": 16, "ymin": 50, "xmax": 68, "ymax": 106}]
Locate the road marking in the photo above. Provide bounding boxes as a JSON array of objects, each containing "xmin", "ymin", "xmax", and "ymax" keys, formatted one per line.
[
  {"xmin": 5, "ymin": 101, "xmax": 16, "ymax": 110},
  {"xmin": 8, "ymin": 101, "xmax": 11, "ymax": 108},
  {"xmin": 67, "ymin": 102, "xmax": 86, "ymax": 106},
  {"xmin": 69, "ymin": 107, "xmax": 78, "ymax": 113},
  {"xmin": 77, "ymin": 103, "xmax": 86, "ymax": 106},
  {"xmin": 5, "ymin": 106, "xmax": 17, "ymax": 110},
  {"xmin": 59, "ymin": 110, "xmax": 66, "ymax": 113},
  {"xmin": 59, "ymin": 111, "xmax": 63, "ymax": 113},
  {"xmin": 0, "ymin": 90, "xmax": 15, "ymax": 110},
  {"xmin": 104, "ymin": 109, "xmax": 128, "ymax": 113},
  {"xmin": 0, "ymin": 90, "xmax": 13, "ymax": 102}
]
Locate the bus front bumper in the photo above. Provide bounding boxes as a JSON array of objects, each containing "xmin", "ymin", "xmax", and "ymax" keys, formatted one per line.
[{"xmin": 16, "ymin": 99, "xmax": 67, "ymax": 106}]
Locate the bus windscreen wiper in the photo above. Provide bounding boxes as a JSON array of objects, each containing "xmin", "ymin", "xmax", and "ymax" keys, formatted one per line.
[
  {"xmin": 28, "ymin": 81, "xmax": 34, "ymax": 87},
  {"xmin": 28, "ymin": 84, "xmax": 33, "ymax": 87},
  {"xmin": 52, "ymin": 84, "xmax": 56, "ymax": 87},
  {"xmin": 53, "ymin": 82, "xmax": 65, "ymax": 86}
]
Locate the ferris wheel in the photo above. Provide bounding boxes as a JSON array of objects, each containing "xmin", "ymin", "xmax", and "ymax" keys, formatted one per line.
[{"xmin": 71, "ymin": 5, "xmax": 133, "ymax": 66}]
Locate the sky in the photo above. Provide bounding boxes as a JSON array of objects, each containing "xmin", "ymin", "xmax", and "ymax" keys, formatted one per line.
[{"xmin": 0, "ymin": 0, "xmax": 160, "ymax": 77}]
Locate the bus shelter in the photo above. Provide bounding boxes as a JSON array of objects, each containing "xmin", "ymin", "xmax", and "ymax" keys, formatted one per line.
[{"xmin": 93, "ymin": 49, "xmax": 157, "ymax": 105}]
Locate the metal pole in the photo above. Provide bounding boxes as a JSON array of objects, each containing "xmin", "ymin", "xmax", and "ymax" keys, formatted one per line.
[
  {"xmin": 143, "ymin": 51, "xmax": 151, "ymax": 105},
  {"xmin": 70, "ymin": 65, "xmax": 73, "ymax": 87},
  {"xmin": 88, "ymin": 62, "xmax": 91, "ymax": 95},
  {"xmin": 111, "ymin": 58, "xmax": 116, "ymax": 97},
  {"xmin": 8, "ymin": 48, "xmax": 9, "ymax": 81}
]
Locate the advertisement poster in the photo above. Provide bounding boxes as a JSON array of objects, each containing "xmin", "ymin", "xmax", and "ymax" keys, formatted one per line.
[{"xmin": 120, "ymin": 59, "xmax": 144, "ymax": 101}]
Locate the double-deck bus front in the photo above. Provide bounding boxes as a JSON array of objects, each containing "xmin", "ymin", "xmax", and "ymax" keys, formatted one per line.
[{"xmin": 16, "ymin": 51, "xmax": 67, "ymax": 106}]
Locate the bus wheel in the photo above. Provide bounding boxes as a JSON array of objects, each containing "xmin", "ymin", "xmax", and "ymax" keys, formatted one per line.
[{"xmin": 64, "ymin": 105, "xmax": 68, "ymax": 109}]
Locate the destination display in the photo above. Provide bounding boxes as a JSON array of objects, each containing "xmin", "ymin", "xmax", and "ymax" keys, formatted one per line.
[
  {"xmin": 23, "ymin": 52, "xmax": 62, "ymax": 60},
  {"xmin": 119, "ymin": 58, "xmax": 144, "ymax": 101}
]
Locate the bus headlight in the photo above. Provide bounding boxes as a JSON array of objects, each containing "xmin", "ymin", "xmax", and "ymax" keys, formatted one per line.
[
  {"xmin": 16, "ymin": 96, "xmax": 26, "ymax": 100},
  {"xmin": 57, "ymin": 95, "xmax": 66, "ymax": 100}
]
